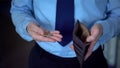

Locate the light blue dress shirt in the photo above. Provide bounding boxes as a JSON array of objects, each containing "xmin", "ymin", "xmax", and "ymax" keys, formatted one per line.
[{"xmin": 10, "ymin": 0, "xmax": 120, "ymax": 58}]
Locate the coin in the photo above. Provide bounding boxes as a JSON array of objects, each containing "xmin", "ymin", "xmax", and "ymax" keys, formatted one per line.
[{"xmin": 43, "ymin": 31, "xmax": 53, "ymax": 37}]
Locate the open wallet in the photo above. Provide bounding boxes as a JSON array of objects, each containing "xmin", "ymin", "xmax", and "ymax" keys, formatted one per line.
[{"xmin": 73, "ymin": 20, "xmax": 90, "ymax": 68}]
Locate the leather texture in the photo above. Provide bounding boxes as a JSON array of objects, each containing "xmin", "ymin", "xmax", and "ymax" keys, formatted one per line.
[{"xmin": 73, "ymin": 20, "xmax": 90, "ymax": 67}]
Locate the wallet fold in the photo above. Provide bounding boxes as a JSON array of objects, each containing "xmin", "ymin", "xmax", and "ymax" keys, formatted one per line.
[{"xmin": 73, "ymin": 20, "xmax": 90, "ymax": 67}]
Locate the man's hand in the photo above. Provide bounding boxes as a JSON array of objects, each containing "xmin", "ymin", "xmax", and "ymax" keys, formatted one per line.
[
  {"xmin": 27, "ymin": 22, "xmax": 63, "ymax": 42},
  {"xmin": 84, "ymin": 24, "xmax": 103, "ymax": 60}
]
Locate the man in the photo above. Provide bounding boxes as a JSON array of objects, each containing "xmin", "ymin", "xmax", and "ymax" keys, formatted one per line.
[{"xmin": 10, "ymin": 0, "xmax": 120, "ymax": 68}]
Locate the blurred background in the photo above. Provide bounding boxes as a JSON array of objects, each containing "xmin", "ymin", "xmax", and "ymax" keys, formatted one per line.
[{"xmin": 0, "ymin": 0, "xmax": 120, "ymax": 68}]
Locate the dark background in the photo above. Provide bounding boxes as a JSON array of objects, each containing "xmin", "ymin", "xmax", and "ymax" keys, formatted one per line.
[{"xmin": 0, "ymin": 0, "xmax": 34, "ymax": 68}]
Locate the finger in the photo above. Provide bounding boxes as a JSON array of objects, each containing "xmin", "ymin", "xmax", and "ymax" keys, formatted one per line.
[
  {"xmin": 47, "ymin": 31, "xmax": 63, "ymax": 41},
  {"xmin": 85, "ymin": 24, "xmax": 102, "ymax": 60},
  {"xmin": 86, "ymin": 29, "xmax": 99, "ymax": 42},
  {"xmin": 33, "ymin": 26, "xmax": 45, "ymax": 35},
  {"xmin": 27, "ymin": 23, "xmax": 44, "ymax": 35},
  {"xmin": 48, "ymin": 35, "xmax": 62, "ymax": 42},
  {"xmin": 36, "ymin": 36, "xmax": 56, "ymax": 42},
  {"xmin": 50, "ymin": 30, "xmax": 60, "ymax": 34},
  {"xmin": 29, "ymin": 30, "xmax": 56, "ymax": 42},
  {"xmin": 42, "ymin": 30, "xmax": 62, "ymax": 41},
  {"xmin": 49, "ymin": 34, "xmax": 62, "ymax": 42},
  {"xmin": 86, "ymin": 35, "xmax": 96, "ymax": 42},
  {"xmin": 84, "ymin": 50, "xmax": 92, "ymax": 61},
  {"xmin": 70, "ymin": 45, "xmax": 75, "ymax": 51},
  {"xmin": 84, "ymin": 40, "xmax": 96, "ymax": 60},
  {"xmin": 52, "ymin": 33, "xmax": 63, "ymax": 38}
]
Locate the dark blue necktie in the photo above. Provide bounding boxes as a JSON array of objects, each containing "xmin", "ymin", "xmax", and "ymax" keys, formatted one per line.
[{"xmin": 55, "ymin": 0, "xmax": 74, "ymax": 46}]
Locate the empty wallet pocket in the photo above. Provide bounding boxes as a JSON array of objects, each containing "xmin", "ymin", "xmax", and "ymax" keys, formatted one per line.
[{"xmin": 73, "ymin": 20, "xmax": 90, "ymax": 67}]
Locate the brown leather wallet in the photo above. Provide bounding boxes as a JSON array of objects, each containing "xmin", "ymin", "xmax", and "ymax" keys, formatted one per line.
[{"xmin": 73, "ymin": 20, "xmax": 90, "ymax": 67}]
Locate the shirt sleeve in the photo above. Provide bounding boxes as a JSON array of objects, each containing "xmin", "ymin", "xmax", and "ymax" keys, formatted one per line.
[
  {"xmin": 95, "ymin": 0, "xmax": 120, "ymax": 45},
  {"xmin": 10, "ymin": 0, "xmax": 37, "ymax": 41}
]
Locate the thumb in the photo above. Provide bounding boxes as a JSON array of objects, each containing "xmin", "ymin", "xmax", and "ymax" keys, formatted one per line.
[
  {"xmin": 86, "ymin": 35, "xmax": 96, "ymax": 42},
  {"xmin": 86, "ymin": 25, "xmax": 100, "ymax": 42}
]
